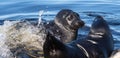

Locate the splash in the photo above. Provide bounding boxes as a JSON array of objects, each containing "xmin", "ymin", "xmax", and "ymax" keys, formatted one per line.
[
  {"xmin": 0, "ymin": 21, "xmax": 19, "ymax": 58},
  {"xmin": 38, "ymin": 10, "xmax": 44, "ymax": 27},
  {"xmin": 0, "ymin": 20, "xmax": 47, "ymax": 58}
]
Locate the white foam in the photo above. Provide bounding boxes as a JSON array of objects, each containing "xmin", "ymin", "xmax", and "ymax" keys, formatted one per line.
[
  {"xmin": 0, "ymin": 21, "xmax": 17, "ymax": 58},
  {"xmin": 0, "ymin": 20, "xmax": 47, "ymax": 58}
]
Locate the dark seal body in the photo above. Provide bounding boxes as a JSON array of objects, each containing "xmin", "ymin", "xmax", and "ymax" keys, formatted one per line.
[{"xmin": 43, "ymin": 16, "xmax": 114, "ymax": 58}]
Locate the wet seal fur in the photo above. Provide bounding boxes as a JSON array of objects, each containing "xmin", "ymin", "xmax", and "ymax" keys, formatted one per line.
[
  {"xmin": 43, "ymin": 16, "xmax": 114, "ymax": 58},
  {"xmin": 45, "ymin": 9, "xmax": 84, "ymax": 43}
]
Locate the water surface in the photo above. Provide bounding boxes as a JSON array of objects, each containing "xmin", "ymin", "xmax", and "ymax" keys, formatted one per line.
[{"xmin": 0, "ymin": 0, "xmax": 120, "ymax": 57}]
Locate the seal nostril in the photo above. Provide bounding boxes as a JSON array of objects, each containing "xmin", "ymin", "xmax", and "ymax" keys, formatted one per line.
[{"xmin": 78, "ymin": 21, "xmax": 84, "ymax": 27}]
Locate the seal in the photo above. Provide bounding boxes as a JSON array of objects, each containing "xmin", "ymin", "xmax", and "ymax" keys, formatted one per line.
[
  {"xmin": 45, "ymin": 9, "xmax": 84, "ymax": 43},
  {"xmin": 43, "ymin": 16, "xmax": 114, "ymax": 58}
]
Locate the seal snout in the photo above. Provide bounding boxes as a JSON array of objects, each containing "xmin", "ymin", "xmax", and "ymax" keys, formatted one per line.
[
  {"xmin": 73, "ymin": 20, "xmax": 84, "ymax": 29},
  {"xmin": 77, "ymin": 20, "xmax": 84, "ymax": 27}
]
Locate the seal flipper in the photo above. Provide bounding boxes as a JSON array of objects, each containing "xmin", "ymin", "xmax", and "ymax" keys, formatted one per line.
[
  {"xmin": 88, "ymin": 16, "xmax": 114, "ymax": 56},
  {"xmin": 43, "ymin": 32, "xmax": 67, "ymax": 58},
  {"xmin": 90, "ymin": 16, "xmax": 111, "ymax": 35}
]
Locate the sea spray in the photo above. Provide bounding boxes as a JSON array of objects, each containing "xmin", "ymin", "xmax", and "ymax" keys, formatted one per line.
[
  {"xmin": 0, "ymin": 34, "xmax": 13, "ymax": 58},
  {"xmin": 38, "ymin": 10, "xmax": 44, "ymax": 27},
  {"xmin": 0, "ymin": 20, "xmax": 47, "ymax": 58}
]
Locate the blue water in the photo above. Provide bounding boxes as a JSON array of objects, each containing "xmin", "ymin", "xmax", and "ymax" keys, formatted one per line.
[{"xmin": 0, "ymin": 0, "xmax": 120, "ymax": 49}]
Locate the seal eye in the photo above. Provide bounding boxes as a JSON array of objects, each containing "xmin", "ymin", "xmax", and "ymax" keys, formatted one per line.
[{"xmin": 67, "ymin": 15, "xmax": 73, "ymax": 21}]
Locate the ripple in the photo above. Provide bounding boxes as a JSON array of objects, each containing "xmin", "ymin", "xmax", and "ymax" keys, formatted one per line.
[{"xmin": 0, "ymin": 13, "xmax": 38, "ymax": 20}]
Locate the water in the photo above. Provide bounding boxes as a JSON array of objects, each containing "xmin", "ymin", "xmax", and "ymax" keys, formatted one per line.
[{"xmin": 0, "ymin": 0, "xmax": 120, "ymax": 58}]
